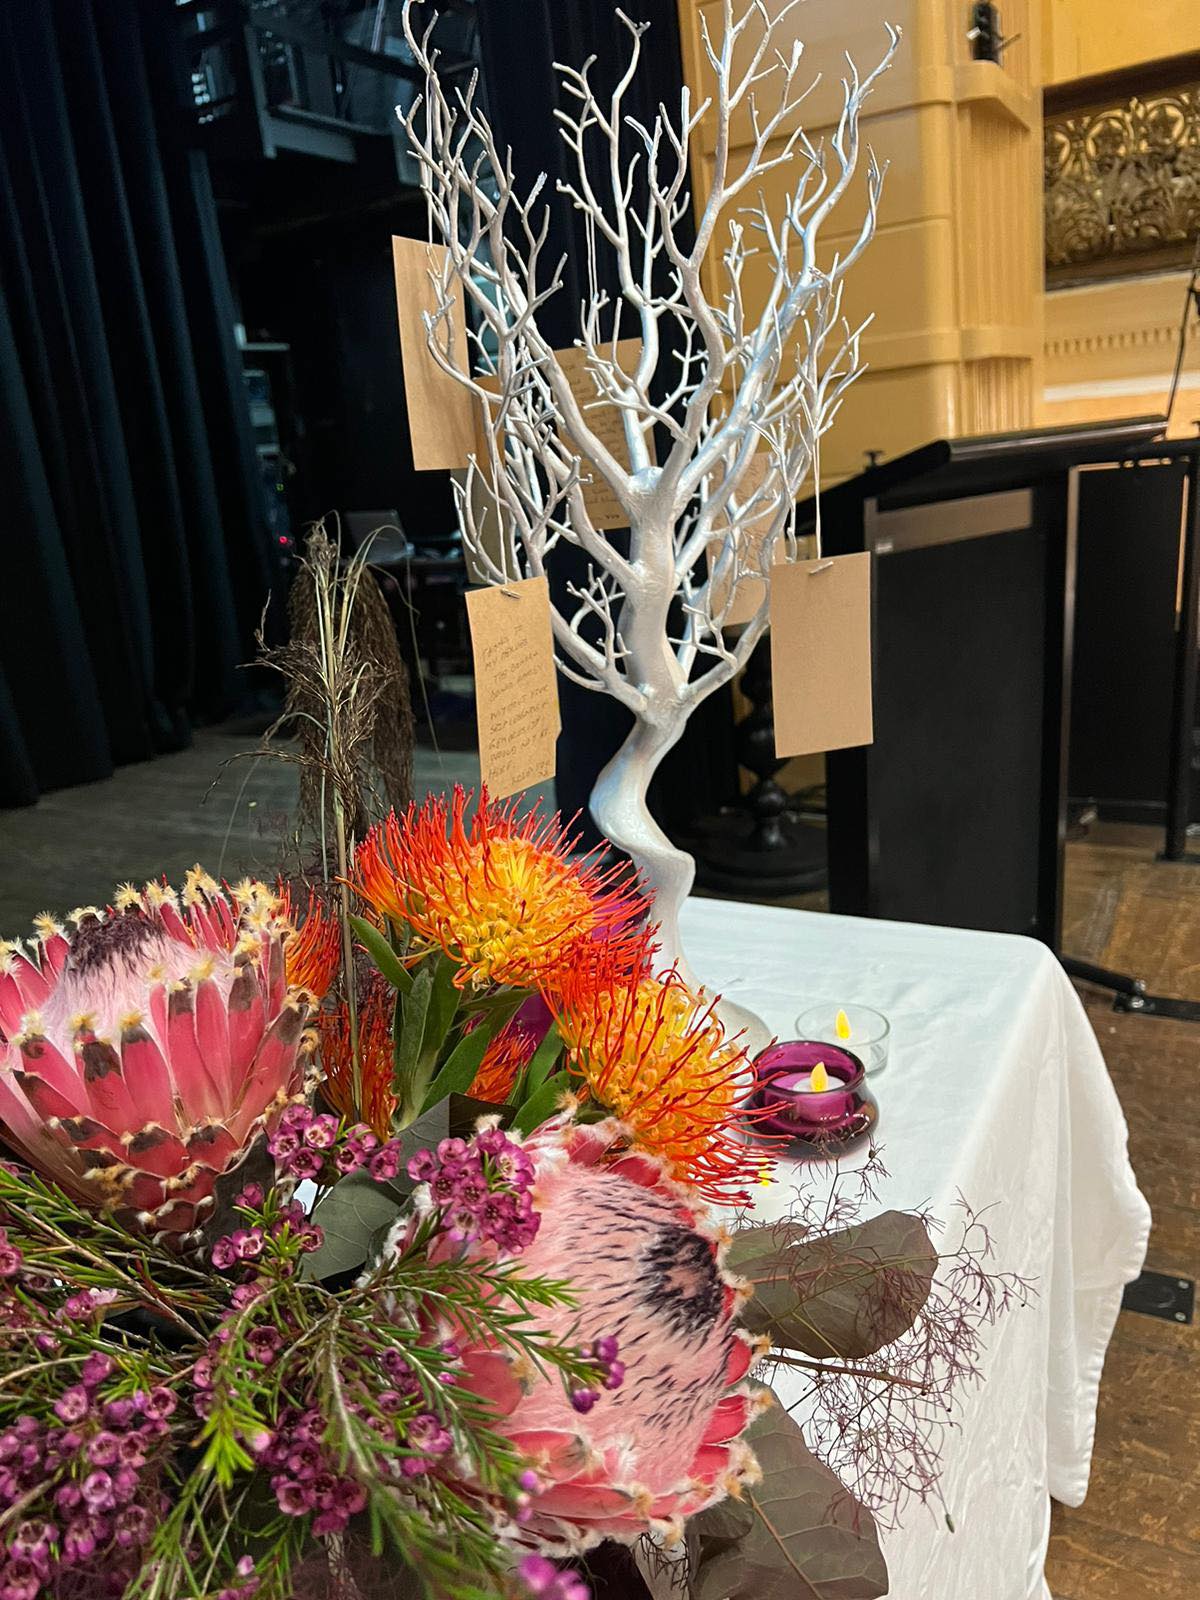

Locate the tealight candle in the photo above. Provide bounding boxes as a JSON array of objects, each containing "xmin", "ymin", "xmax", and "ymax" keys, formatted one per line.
[
  {"xmin": 753, "ymin": 1040, "xmax": 878, "ymax": 1158},
  {"xmin": 791, "ymin": 1060, "xmax": 833, "ymax": 1094},
  {"xmin": 795, "ymin": 1002, "xmax": 891, "ymax": 1076}
]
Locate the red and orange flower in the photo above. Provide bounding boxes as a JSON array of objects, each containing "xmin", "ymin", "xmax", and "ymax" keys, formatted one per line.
[
  {"xmin": 553, "ymin": 955, "xmax": 774, "ymax": 1205},
  {"xmin": 281, "ymin": 887, "xmax": 341, "ymax": 1001},
  {"xmin": 351, "ymin": 788, "xmax": 649, "ymax": 993},
  {"xmin": 318, "ymin": 971, "xmax": 396, "ymax": 1139}
]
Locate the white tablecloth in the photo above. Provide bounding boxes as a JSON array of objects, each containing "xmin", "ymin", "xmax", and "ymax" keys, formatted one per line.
[{"xmin": 680, "ymin": 898, "xmax": 1150, "ymax": 1600}]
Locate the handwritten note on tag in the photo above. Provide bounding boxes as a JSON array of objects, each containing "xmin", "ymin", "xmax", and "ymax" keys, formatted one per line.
[
  {"xmin": 556, "ymin": 340, "xmax": 652, "ymax": 531},
  {"xmin": 392, "ymin": 236, "xmax": 478, "ymax": 472},
  {"xmin": 709, "ymin": 453, "xmax": 778, "ymax": 627},
  {"xmin": 770, "ymin": 553, "xmax": 873, "ymax": 757},
  {"xmin": 465, "ymin": 577, "xmax": 560, "ymax": 799}
]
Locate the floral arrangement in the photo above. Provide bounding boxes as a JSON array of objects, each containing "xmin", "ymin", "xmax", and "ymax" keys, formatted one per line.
[{"xmin": 0, "ymin": 544, "xmax": 1023, "ymax": 1600}]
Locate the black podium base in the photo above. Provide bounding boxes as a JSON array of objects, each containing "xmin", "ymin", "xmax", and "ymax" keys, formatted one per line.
[{"xmin": 681, "ymin": 809, "xmax": 828, "ymax": 899}]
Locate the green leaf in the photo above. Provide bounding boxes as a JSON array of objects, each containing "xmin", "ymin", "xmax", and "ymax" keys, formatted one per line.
[
  {"xmin": 301, "ymin": 1171, "xmax": 407, "ymax": 1281},
  {"xmin": 302, "ymin": 1104, "xmax": 450, "ymax": 1280},
  {"xmin": 689, "ymin": 1391, "xmax": 887, "ymax": 1600},
  {"xmin": 517, "ymin": 1023, "xmax": 563, "ymax": 1100},
  {"xmin": 418, "ymin": 953, "xmax": 464, "ymax": 1076},
  {"xmin": 393, "ymin": 960, "xmax": 435, "ymax": 1122},
  {"xmin": 511, "ymin": 1074, "xmax": 567, "ymax": 1136},
  {"xmin": 727, "ymin": 1210, "xmax": 937, "ymax": 1360},
  {"xmin": 420, "ymin": 1021, "xmax": 494, "ymax": 1113},
  {"xmin": 350, "ymin": 914, "xmax": 413, "ymax": 994}
]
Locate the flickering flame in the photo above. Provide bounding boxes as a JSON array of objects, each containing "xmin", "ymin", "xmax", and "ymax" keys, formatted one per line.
[
  {"xmin": 810, "ymin": 1059, "xmax": 830, "ymax": 1092},
  {"xmin": 835, "ymin": 1008, "xmax": 852, "ymax": 1041}
]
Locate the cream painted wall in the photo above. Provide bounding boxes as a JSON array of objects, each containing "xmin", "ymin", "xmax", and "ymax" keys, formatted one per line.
[
  {"xmin": 676, "ymin": 0, "xmax": 1045, "ymax": 483},
  {"xmin": 1040, "ymin": 270, "xmax": 1200, "ymax": 435},
  {"xmin": 1043, "ymin": 0, "xmax": 1199, "ymax": 86}
]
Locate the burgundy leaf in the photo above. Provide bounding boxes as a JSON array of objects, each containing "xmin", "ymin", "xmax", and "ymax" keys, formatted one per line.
[
  {"xmin": 690, "ymin": 1392, "xmax": 887, "ymax": 1600},
  {"xmin": 729, "ymin": 1210, "xmax": 936, "ymax": 1359}
]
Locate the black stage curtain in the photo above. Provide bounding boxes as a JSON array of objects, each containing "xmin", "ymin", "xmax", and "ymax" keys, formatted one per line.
[
  {"xmin": 476, "ymin": 0, "xmax": 739, "ymax": 848},
  {"xmin": 0, "ymin": 0, "xmax": 270, "ymax": 807}
]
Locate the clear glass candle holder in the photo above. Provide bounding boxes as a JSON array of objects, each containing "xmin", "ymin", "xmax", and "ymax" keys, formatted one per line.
[{"xmin": 793, "ymin": 1001, "xmax": 891, "ymax": 1076}]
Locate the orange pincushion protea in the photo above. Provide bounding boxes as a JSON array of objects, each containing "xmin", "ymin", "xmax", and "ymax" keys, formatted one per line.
[
  {"xmin": 554, "ymin": 963, "xmax": 774, "ymax": 1205},
  {"xmin": 468, "ymin": 1020, "xmax": 538, "ymax": 1105},
  {"xmin": 281, "ymin": 888, "xmax": 341, "ymax": 1001},
  {"xmin": 318, "ymin": 973, "xmax": 396, "ymax": 1138},
  {"xmin": 351, "ymin": 789, "xmax": 648, "ymax": 992}
]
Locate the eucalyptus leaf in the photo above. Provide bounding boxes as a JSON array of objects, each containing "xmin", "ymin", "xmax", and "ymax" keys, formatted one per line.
[
  {"xmin": 689, "ymin": 1392, "xmax": 887, "ymax": 1600},
  {"xmin": 199, "ymin": 1136, "xmax": 275, "ymax": 1251},
  {"xmin": 447, "ymin": 1094, "xmax": 515, "ymax": 1136},
  {"xmin": 300, "ymin": 1170, "xmax": 408, "ymax": 1282},
  {"xmin": 301, "ymin": 1104, "xmax": 450, "ymax": 1280},
  {"xmin": 349, "ymin": 914, "xmax": 413, "ymax": 994},
  {"xmin": 728, "ymin": 1210, "xmax": 937, "ymax": 1360}
]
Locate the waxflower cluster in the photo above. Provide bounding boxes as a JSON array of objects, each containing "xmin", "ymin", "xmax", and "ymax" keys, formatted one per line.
[
  {"xmin": 209, "ymin": 1189, "xmax": 323, "ymax": 1274},
  {"xmin": 408, "ymin": 1125, "xmax": 540, "ymax": 1254},
  {"xmin": 567, "ymin": 1336, "xmax": 625, "ymax": 1416},
  {"xmin": 256, "ymin": 1407, "xmax": 370, "ymax": 1535},
  {"xmin": 517, "ymin": 1554, "xmax": 590, "ymax": 1600},
  {"xmin": 268, "ymin": 1105, "xmax": 409, "ymax": 1185},
  {"xmin": 0, "ymin": 1354, "xmax": 174, "ymax": 1600}
]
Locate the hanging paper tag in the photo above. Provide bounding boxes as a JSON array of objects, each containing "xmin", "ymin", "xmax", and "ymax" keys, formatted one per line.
[
  {"xmin": 555, "ymin": 340, "xmax": 652, "ymax": 531},
  {"xmin": 465, "ymin": 577, "xmax": 560, "ymax": 799},
  {"xmin": 770, "ymin": 553, "xmax": 873, "ymax": 757},
  {"xmin": 392, "ymin": 236, "xmax": 478, "ymax": 471}
]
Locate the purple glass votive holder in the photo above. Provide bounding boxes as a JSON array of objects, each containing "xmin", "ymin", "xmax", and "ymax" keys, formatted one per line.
[{"xmin": 753, "ymin": 1040, "xmax": 879, "ymax": 1158}]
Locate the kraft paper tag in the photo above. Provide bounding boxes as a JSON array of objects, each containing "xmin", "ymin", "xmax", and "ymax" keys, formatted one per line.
[
  {"xmin": 709, "ymin": 453, "xmax": 777, "ymax": 627},
  {"xmin": 465, "ymin": 341, "xmax": 649, "ymax": 530},
  {"xmin": 392, "ymin": 236, "xmax": 478, "ymax": 472},
  {"xmin": 770, "ymin": 553, "xmax": 873, "ymax": 757},
  {"xmin": 465, "ymin": 577, "xmax": 560, "ymax": 799},
  {"xmin": 556, "ymin": 340, "xmax": 652, "ymax": 531}
]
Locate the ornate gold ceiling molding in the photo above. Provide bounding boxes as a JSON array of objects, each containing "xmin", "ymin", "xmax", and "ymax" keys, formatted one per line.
[{"xmin": 1044, "ymin": 60, "xmax": 1200, "ymax": 284}]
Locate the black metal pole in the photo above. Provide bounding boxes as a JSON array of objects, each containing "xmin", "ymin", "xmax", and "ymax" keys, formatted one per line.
[{"xmin": 1162, "ymin": 454, "xmax": 1200, "ymax": 861}]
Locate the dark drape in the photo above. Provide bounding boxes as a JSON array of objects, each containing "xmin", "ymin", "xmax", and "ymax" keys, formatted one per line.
[
  {"xmin": 476, "ymin": 0, "xmax": 739, "ymax": 848},
  {"xmin": 0, "ymin": 0, "xmax": 272, "ymax": 807}
]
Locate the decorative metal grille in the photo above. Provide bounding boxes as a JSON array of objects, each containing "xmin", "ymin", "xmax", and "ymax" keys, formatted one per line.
[{"xmin": 1044, "ymin": 80, "xmax": 1200, "ymax": 281}]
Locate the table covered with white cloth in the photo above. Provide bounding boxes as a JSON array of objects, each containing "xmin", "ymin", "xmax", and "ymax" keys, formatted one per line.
[{"xmin": 679, "ymin": 898, "xmax": 1150, "ymax": 1600}]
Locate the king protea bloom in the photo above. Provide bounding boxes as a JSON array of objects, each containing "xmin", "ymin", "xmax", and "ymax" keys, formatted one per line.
[
  {"xmin": 351, "ymin": 789, "xmax": 649, "ymax": 991},
  {"xmin": 0, "ymin": 872, "xmax": 314, "ymax": 1242},
  {"xmin": 436, "ymin": 1117, "xmax": 764, "ymax": 1552},
  {"xmin": 553, "ymin": 963, "xmax": 774, "ymax": 1204}
]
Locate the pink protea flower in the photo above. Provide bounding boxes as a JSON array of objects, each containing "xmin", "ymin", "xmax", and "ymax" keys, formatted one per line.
[
  {"xmin": 419, "ymin": 1117, "xmax": 763, "ymax": 1554},
  {"xmin": 0, "ymin": 871, "xmax": 315, "ymax": 1243}
]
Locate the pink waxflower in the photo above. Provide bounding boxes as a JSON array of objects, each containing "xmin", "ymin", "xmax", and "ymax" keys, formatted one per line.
[
  {"xmin": 53, "ymin": 1388, "xmax": 90, "ymax": 1425},
  {"xmin": 0, "ymin": 1230, "xmax": 22, "ymax": 1279},
  {"xmin": 517, "ymin": 1554, "xmax": 590, "ymax": 1600}
]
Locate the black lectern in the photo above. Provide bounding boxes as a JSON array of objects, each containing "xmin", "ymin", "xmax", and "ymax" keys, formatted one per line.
[{"xmin": 796, "ymin": 417, "xmax": 1200, "ymax": 969}]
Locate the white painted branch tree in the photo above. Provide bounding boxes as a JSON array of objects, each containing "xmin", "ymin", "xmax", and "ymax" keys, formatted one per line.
[{"xmin": 399, "ymin": 0, "xmax": 895, "ymax": 986}]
